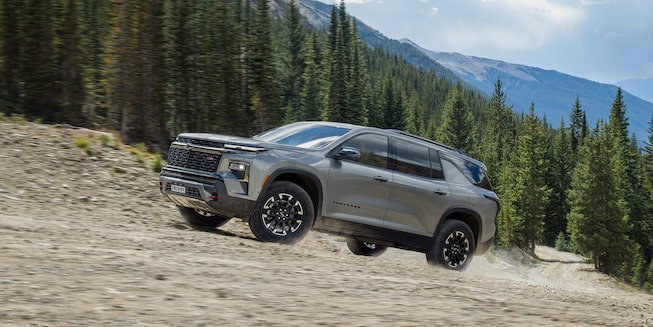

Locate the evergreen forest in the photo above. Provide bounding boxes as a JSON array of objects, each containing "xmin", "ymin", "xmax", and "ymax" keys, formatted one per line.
[{"xmin": 1, "ymin": 0, "xmax": 653, "ymax": 290}]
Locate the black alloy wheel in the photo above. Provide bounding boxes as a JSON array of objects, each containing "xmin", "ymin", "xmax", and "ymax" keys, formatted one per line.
[
  {"xmin": 249, "ymin": 181, "xmax": 314, "ymax": 244},
  {"xmin": 426, "ymin": 220, "xmax": 475, "ymax": 270}
]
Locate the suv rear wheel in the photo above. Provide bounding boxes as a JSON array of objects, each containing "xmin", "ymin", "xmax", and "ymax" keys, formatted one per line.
[
  {"xmin": 426, "ymin": 220, "xmax": 475, "ymax": 270},
  {"xmin": 249, "ymin": 181, "xmax": 314, "ymax": 245},
  {"xmin": 346, "ymin": 239, "xmax": 387, "ymax": 257},
  {"xmin": 179, "ymin": 207, "xmax": 232, "ymax": 230}
]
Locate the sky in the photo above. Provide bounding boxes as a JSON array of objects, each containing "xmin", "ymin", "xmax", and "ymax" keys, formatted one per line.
[{"xmin": 337, "ymin": 0, "xmax": 653, "ymax": 84}]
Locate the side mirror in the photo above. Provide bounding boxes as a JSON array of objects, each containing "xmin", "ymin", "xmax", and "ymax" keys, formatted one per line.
[{"xmin": 334, "ymin": 147, "xmax": 361, "ymax": 161}]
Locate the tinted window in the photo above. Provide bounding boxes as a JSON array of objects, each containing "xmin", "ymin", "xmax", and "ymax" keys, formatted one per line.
[
  {"xmin": 254, "ymin": 123, "xmax": 351, "ymax": 149},
  {"xmin": 429, "ymin": 149, "xmax": 444, "ymax": 179},
  {"xmin": 339, "ymin": 134, "xmax": 388, "ymax": 168},
  {"xmin": 393, "ymin": 139, "xmax": 431, "ymax": 178},
  {"xmin": 445, "ymin": 154, "xmax": 493, "ymax": 190}
]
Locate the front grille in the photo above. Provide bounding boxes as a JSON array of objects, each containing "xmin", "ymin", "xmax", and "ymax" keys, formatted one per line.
[
  {"xmin": 167, "ymin": 146, "xmax": 221, "ymax": 173},
  {"xmin": 176, "ymin": 137, "xmax": 224, "ymax": 149}
]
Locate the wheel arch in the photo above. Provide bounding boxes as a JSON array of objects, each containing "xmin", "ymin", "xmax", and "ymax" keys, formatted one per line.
[
  {"xmin": 259, "ymin": 168, "xmax": 323, "ymax": 219},
  {"xmin": 435, "ymin": 207, "xmax": 482, "ymax": 246}
]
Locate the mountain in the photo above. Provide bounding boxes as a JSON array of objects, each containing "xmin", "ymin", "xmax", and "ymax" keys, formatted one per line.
[
  {"xmin": 290, "ymin": 0, "xmax": 653, "ymax": 142},
  {"xmin": 287, "ymin": 0, "xmax": 458, "ymax": 81},
  {"xmin": 402, "ymin": 40, "xmax": 653, "ymax": 142},
  {"xmin": 617, "ymin": 78, "xmax": 653, "ymax": 104}
]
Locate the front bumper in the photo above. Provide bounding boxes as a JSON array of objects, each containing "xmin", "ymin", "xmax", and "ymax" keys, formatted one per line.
[{"xmin": 160, "ymin": 171, "xmax": 256, "ymax": 220}]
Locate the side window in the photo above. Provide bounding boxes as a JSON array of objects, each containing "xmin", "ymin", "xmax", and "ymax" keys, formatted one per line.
[
  {"xmin": 393, "ymin": 139, "xmax": 431, "ymax": 178},
  {"xmin": 442, "ymin": 159, "xmax": 470, "ymax": 185},
  {"xmin": 443, "ymin": 154, "xmax": 493, "ymax": 190},
  {"xmin": 429, "ymin": 149, "xmax": 444, "ymax": 179},
  {"xmin": 339, "ymin": 134, "xmax": 389, "ymax": 168}
]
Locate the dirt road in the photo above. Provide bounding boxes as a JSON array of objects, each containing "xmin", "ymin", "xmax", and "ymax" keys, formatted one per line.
[{"xmin": 1, "ymin": 121, "xmax": 651, "ymax": 326}]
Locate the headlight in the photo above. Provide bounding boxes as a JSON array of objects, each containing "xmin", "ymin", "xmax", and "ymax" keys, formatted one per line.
[{"xmin": 228, "ymin": 161, "xmax": 249, "ymax": 181}]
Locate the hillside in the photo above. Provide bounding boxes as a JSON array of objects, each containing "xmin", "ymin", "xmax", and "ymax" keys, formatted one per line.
[
  {"xmin": 0, "ymin": 121, "xmax": 651, "ymax": 326},
  {"xmin": 402, "ymin": 40, "xmax": 653, "ymax": 142},
  {"xmin": 293, "ymin": 0, "xmax": 653, "ymax": 142}
]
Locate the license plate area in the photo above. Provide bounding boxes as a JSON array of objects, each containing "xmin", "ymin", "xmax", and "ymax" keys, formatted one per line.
[{"xmin": 171, "ymin": 184, "xmax": 186, "ymax": 194}]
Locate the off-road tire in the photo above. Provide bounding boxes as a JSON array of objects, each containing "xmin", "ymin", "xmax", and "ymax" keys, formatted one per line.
[
  {"xmin": 179, "ymin": 207, "xmax": 232, "ymax": 231},
  {"xmin": 426, "ymin": 220, "xmax": 475, "ymax": 270},
  {"xmin": 249, "ymin": 181, "xmax": 314, "ymax": 245},
  {"xmin": 346, "ymin": 239, "xmax": 388, "ymax": 257}
]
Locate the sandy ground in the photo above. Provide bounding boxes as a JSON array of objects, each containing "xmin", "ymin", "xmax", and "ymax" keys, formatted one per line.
[{"xmin": 0, "ymin": 121, "xmax": 652, "ymax": 326}]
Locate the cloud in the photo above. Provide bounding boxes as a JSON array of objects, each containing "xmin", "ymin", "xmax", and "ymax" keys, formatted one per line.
[
  {"xmin": 429, "ymin": 7, "xmax": 439, "ymax": 16},
  {"xmin": 426, "ymin": 0, "xmax": 586, "ymax": 52}
]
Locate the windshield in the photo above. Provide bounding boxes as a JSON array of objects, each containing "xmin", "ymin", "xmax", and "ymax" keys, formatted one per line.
[{"xmin": 254, "ymin": 123, "xmax": 351, "ymax": 149}]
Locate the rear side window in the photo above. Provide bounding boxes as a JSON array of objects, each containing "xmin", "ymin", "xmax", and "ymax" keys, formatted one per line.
[
  {"xmin": 393, "ymin": 139, "xmax": 430, "ymax": 178},
  {"xmin": 392, "ymin": 139, "xmax": 444, "ymax": 179},
  {"xmin": 444, "ymin": 154, "xmax": 493, "ymax": 190}
]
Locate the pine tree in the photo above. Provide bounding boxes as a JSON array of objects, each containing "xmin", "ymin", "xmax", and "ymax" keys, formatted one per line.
[
  {"xmin": 105, "ymin": 0, "xmax": 143, "ymax": 142},
  {"xmin": 163, "ymin": 0, "xmax": 198, "ymax": 135},
  {"xmin": 381, "ymin": 76, "xmax": 405, "ymax": 130},
  {"xmin": 367, "ymin": 81, "xmax": 385, "ymax": 128},
  {"xmin": 280, "ymin": 0, "xmax": 305, "ymax": 124},
  {"xmin": 509, "ymin": 103, "xmax": 551, "ymax": 253},
  {"xmin": 645, "ymin": 113, "xmax": 653, "ymax": 160},
  {"xmin": 480, "ymin": 78, "xmax": 514, "ymax": 186},
  {"xmin": 20, "ymin": 0, "xmax": 60, "ymax": 121},
  {"xmin": 250, "ymin": 0, "xmax": 280, "ymax": 132},
  {"xmin": 345, "ymin": 18, "xmax": 368, "ymax": 125},
  {"xmin": 215, "ymin": 0, "xmax": 247, "ymax": 135},
  {"xmin": 79, "ymin": 0, "xmax": 110, "ymax": 126},
  {"xmin": 0, "ymin": 0, "xmax": 22, "ymax": 112},
  {"xmin": 325, "ymin": 1, "xmax": 349, "ymax": 123},
  {"xmin": 607, "ymin": 88, "xmax": 629, "ymax": 145},
  {"xmin": 300, "ymin": 31, "xmax": 324, "ymax": 121},
  {"xmin": 436, "ymin": 83, "xmax": 476, "ymax": 153},
  {"xmin": 403, "ymin": 93, "xmax": 424, "ymax": 135},
  {"xmin": 567, "ymin": 121, "xmax": 634, "ymax": 274},
  {"xmin": 569, "ymin": 95, "xmax": 588, "ymax": 158},
  {"xmin": 105, "ymin": 0, "xmax": 166, "ymax": 145},
  {"xmin": 136, "ymin": 0, "xmax": 167, "ymax": 146},
  {"xmin": 57, "ymin": 0, "xmax": 86, "ymax": 125},
  {"xmin": 605, "ymin": 87, "xmax": 647, "ymax": 279},
  {"xmin": 543, "ymin": 119, "xmax": 573, "ymax": 245}
]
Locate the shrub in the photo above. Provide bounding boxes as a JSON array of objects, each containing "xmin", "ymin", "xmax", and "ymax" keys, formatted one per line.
[
  {"xmin": 75, "ymin": 138, "xmax": 95, "ymax": 156},
  {"xmin": 554, "ymin": 231, "xmax": 573, "ymax": 252},
  {"xmin": 151, "ymin": 153, "xmax": 166, "ymax": 172},
  {"xmin": 134, "ymin": 142, "xmax": 148, "ymax": 153},
  {"xmin": 99, "ymin": 134, "xmax": 111, "ymax": 147}
]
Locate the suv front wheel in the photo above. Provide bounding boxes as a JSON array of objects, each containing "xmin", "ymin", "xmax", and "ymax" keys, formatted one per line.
[
  {"xmin": 179, "ymin": 207, "xmax": 232, "ymax": 230},
  {"xmin": 249, "ymin": 181, "xmax": 315, "ymax": 245},
  {"xmin": 426, "ymin": 220, "xmax": 475, "ymax": 270}
]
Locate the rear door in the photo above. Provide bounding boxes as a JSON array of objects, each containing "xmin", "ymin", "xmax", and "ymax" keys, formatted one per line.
[
  {"xmin": 323, "ymin": 133, "xmax": 391, "ymax": 228},
  {"xmin": 384, "ymin": 139, "xmax": 449, "ymax": 236}
]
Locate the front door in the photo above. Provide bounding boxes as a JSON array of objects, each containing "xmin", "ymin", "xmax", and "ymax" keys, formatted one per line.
[{"xmin": 323, "ymin": 133, "xmax": 391, "ymax": 228}]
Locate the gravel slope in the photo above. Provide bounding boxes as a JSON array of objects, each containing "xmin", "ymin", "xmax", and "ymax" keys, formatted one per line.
[{"xmin": 0, "ymin": 121, "xmax": 651, "ymax": 326}]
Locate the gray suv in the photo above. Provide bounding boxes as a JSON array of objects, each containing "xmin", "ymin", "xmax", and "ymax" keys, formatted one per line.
[{"xmin": 159, "ymin": 121, "xmax": 499, "ymax": 270}]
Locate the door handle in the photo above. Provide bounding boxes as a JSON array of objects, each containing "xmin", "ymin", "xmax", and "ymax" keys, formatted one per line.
[
  {"xmin": 373, "ymin": 176, "xmax": 388, "ymax": 182},
  {"xmin": 434, "ymin": 189, "xmax": 448, "ymax": 195}
]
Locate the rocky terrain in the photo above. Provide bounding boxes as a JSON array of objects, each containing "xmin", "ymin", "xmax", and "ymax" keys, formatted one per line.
[{"xmin": 0, "ymin": 120, "xmax": 651, "ymax": 326}]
